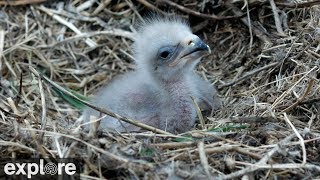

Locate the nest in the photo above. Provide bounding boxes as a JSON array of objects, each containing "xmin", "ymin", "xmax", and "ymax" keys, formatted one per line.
[{"xmin": 0, "ymin": 0, "xmax": 320, "ymax": 179}]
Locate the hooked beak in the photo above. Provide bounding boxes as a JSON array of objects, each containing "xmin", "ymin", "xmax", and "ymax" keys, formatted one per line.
[{"xmin": 169, "ymin": 38, "xmax": 211, "ymax": 67}]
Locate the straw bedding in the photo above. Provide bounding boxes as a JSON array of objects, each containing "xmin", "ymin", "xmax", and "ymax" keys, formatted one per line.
[{"xmin": 0, "ymin": 0, "xmax": 319, "ymax": 179}]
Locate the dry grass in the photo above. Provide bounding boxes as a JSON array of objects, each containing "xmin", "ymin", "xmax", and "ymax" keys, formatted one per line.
[{"xmin": 0, "ymin": 0, "xmax": 320, "ymax": 179}]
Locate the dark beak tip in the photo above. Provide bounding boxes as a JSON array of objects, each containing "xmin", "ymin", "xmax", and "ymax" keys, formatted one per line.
[{"xmin": 195, "ymin": 40, "xmax": 211, "ymax": 53}]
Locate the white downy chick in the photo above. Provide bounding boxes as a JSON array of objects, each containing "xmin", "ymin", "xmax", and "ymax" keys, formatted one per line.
[{"xmin": 83, "ymin": 17, "xmax": 221, "ymax": 134}]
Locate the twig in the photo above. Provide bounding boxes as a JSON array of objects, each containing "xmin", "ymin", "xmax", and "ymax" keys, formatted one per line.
[
  {"xmin": 191, "ymin": 96, "xmax": 206, "ymax": 130},
  {"xmin": 7, "ymin": 97, "xmax": 25, "ymax": 117},
  {"xmin": 158, "ymin": 0, "xmax": 244, "ymax": 20},
  {"xmin": 220, "ymin": 62, "xmax": 279, "ymax": 88},
  {"xmin": 14, "ymin": 73, "xmax": 23, "ymax": 107},
  {"xmin": 0, "ymin": 0, "xmax": 46, "ymax": 5},
  {"xmin": 198, "ymin": 141, "xmax": 212, "ymax": 178},
  {"xmin": 21, "ymin": 128, "xmax": 154, "ymax": 169},
  {"xmin": 235, "ymin": 161, "xmax": 320, "ymax": 171},
  {"xmin": 283, "ymin": 113, "xmax": 307, "ymax": 164},
  {"xmin": 24, "ymin": 118, "xmax": 50, "ymax": 157},
  {"xmin": 125, "ymin": 0, "xmax": 144, "ymax": 22},
  {"xmin": 271, "ymin": 66, "xmax": 317, "ymax": 109},
  {"xmin": 219, "ymin": 133, "xmax": 296, "ymax": 179},
  {"xmin": 29, "ymin": 66, "xmax": 173, "ymax": 135},
  {"xmin": 276, "ymin": 0, "xmax": 320, "ymax": 8},
  {"xmin": 211, "ymin": 116, "xmax": 278, "ymax": 124},
  {"xmin": 235, "ymin": 147, "xmax": 262, "ymax": 160},
  {"xmin": 0, "ymin": 140, "xmax": 36, "ymax": 152},
  {"xmin": 0, "ymin": 106, "xmax": 21, "ymax": 118},
  {"xmin": 42, "ymin": 30, "xmax": 135, "ymax": 48},
  {"xmin": 0, "ymin": 30, "xmax": 4, "ymax": 63},
  {"xmin": 166, "ymin": 145, "xmax": 237, "ymax": 162},
  {"xmin": 259, "ymin": 136, "xmax": 320, "ymax": 149},
  {"xmin": 282, "ymin": 79, "xmax": 314, "ymax": 112},
  {"xmin": 87, "ymin": 115, "xmax": 106, "ymax": 138},
  {"xmin": 244, "ymin": 0, "xmax": 253, "ymax": 51},
  {"xmin": 121, "ymin": 132, "xmax": 184, "ymax": 140},
  {"xmin": 92, "ymin": 0, "xmax": 111, "ymax": 16},
  {"xmin": 269, "ymin": 0, "xmax": 285, "ymax": 36},
  {"xmin": 37, "ymin": 6, "xmax": 97, "ymax": 48},
  {"xmin": 152, "ymin": 141, "xmax": 196, "ymax": 149},
  {"xmin": 307, "ymin": 49, "xmax": 320, "ymax": 59},
  {"xmin": 32, "ymin": 69, "xmax": 47, "ymax": 141},
  {"xmin": 226, "ymin": 2, "xmax": 271, "ymax": 44},
  {"xmin": 136, "ymin": 0, "xmax": 168, "ymax": 15},
  {"xmin": 229, "ymin": 0, "xmax": 320, "ymax": 8},
  {"xmin": 76, "ymin": 0, "xmax": 96, "ymax": 12},
  {"xmin": 298, "ymin": 97, "xmax": 320, "ymax": 106}
]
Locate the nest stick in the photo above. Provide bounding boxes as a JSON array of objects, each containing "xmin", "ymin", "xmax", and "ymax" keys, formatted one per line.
[{"xmin": 283, "ymin": 113, "xmax": 307, "ymax": 164}]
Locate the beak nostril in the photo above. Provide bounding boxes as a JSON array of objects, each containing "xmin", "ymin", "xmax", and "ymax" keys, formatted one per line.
[{"xmin": 187, "ymin": 40, "xmax": 195, "ymax": 46}]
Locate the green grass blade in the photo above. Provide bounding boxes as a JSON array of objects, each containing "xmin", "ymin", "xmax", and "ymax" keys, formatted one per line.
[{"xmin": 52, "ymin": 86, "xmax": 89, "ymax": 110}]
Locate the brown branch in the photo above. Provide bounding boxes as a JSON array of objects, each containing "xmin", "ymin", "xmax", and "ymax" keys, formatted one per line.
[
  {"xmin": 229, "ymin": 0, "xmax": 320, "ymax": 8},
  {"xmin": 276, "ymin": 0, "xmax": 320, "ymax": 8},
  {"xmin": 157, "ymin": 0, "xmax": 244, "ymax": 20},
  {"xmin": 136, "ymin": 0, "xmax": 168, "ymax": 15},
  {"xmin": 282, "ymin": 79, "xmax": 315, "ymax": 112},
  {"xmin": 0, "ymin": 0, "xmax": 46, "ymax": 5},
  {"xmin": 219, "ymin": 62, "xmax": 279, "ymax": 88}
]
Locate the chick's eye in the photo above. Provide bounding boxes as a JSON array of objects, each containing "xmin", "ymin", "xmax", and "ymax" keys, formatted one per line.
[
  {"xmin": 158, "ymin": 46, "xmax": 174, "ymax": 60},
  {"xmin": 160, "ymin": 51, "xmax": 170, "ymax": 59}
]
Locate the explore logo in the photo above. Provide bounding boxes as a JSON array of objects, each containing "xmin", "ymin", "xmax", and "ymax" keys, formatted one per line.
[{"xmin": 1, "ymin": 158, "xmax": 80, "ymax": 179}]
